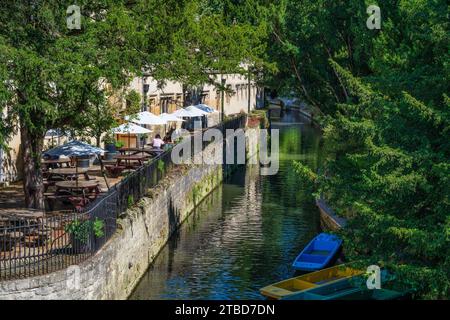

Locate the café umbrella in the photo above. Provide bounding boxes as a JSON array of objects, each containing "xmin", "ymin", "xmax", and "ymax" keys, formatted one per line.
[
  {"xmin": 45, "ymin": 129, "xmax": 64, "ymax": 147},
  {"xmin": 43, "ymin": 140, "xmax": 106, "ymax": 188},
  {"xmin": 173, "ymin": 107, "xmax": 209, "ymax": 131},
  {"xmin": 111, "ymin": 122, "xmax": 153, "ymax": 135},
  {"xmin": 172, "ymin": 107, "xmax": 205, "ymax": 118},
  {"xmin": 194, "ymin": 104, "xmax": 217, "ymax": 113},
  {"xmin": 159, "ymin": 113, "xmax": 185, "ymax": 122},
  {"xmin": 125, "ymin": 111, "xmax": 167, "ymax": 126},
  {"xmin": 111, "ymin": 122, "xmax": 152, "ymax": 149},
  {"xmin": 172, "ymin": 108, "xmax": 198, "ymax": 118},
  {"xmin": 43, "ymin": 140, "xmax": 104, "ymax": 158},
  {"xmin": 185, "ymin": 105, "xmax": 210, "ymax": 116}
]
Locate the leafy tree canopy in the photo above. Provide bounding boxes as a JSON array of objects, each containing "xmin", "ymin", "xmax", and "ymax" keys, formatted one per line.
[
  {"xmin": 279, "ymin": 0, "xmax": 449, "ymax": 298},
  {"xmin": 0, "ymin": 0, "xmax": 268, "ymax": 208}
]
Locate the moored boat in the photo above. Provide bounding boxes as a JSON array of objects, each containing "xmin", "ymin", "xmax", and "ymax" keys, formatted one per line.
[
  {"xmin": 260, "ymin": 264, "xmax": 362, "ymax": 300},
  {"xmin": 316, "ymin": 198, "xmax": 347, "ymax": 231},
  {"xmin": 292, "ymin": 233, "xmax": 342, "ymax": 271},
  {"xmin": 282, "ymin": 273, "xmax": 408, "ymax": 300}
]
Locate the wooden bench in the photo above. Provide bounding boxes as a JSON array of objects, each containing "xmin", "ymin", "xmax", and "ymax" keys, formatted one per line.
[
  {"xmin": 68, "ymin": 191, "xmax": 104, "ymax": 210},
  {"xmin": 0, "ymin": 231, "xmax": 24, "ymax": 252},
  {"xmin": 44, "ymin": 193, "xmax": 72, "ymax": 211},
  {"xmin": 23, "ymin": 230, "xmax": 51, "ymax": 247},
  {"xmin": 105, "ymin": 165, "xmax": 126, "ymax": 178},
  {"xmin": 43, "ymin": 180, "xmax": 56, "ymax": 192}
]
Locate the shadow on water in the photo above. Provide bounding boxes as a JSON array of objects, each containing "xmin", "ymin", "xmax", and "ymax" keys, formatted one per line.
[
  {"xmin": 166, "ymin": 197, "xmax": 181, "ymax": 274},
  {"xmin": 130, "ymin": 110, "xmax": 324, "ymax": 300}
]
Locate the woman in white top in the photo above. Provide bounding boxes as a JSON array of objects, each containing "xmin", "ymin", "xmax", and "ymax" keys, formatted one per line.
[{"xmin": 152, "ymin": 134, "xmax": 165, "ymax": 149}]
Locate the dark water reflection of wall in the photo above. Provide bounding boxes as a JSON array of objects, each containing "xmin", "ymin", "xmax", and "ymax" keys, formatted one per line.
[{"xmin": 130, "ymin": 113, "xmax": 324, "ymax": 300}]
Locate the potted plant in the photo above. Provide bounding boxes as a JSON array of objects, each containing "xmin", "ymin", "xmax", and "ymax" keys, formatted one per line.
[
  {"xmin": 103, "ymin": 132, "xmax": 117, "ymax": 153},
  {"xmin": 65, "ymin": 218, "xmax": 105, "ymax": 254},
  {"xmin": 115, "ymin": 140, "xmax": 125, "ymax": 149},
  {"xmin": 76, "ymin": 156, "xmax": 91, "ymax": 168}
]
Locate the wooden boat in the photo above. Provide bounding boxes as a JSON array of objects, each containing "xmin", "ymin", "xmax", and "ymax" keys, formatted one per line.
[
  {"xmin": 282, "ymin": 273, "xmax": 408, "ymax": 300},
  {"xmin": 292, "ymin": 233, "xmax": 342, "ymax": 271},
  {"xmin": 260, "ymin": 264, "xmax": 362, "ymax": 300},
  {"xmin": 316, "ymin": 198, "xmax": 347, "ymax": 231}
]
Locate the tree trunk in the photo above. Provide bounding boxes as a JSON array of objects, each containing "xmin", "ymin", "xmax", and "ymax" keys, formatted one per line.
[{"xmin": 20, "ymin": 124, "xmax": 45, "ymax": 210}]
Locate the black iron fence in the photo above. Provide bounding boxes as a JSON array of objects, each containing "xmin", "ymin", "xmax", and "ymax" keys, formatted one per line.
[{"xmin": 0, "ymin": 114, "xmax": 246, "ymax": 280}]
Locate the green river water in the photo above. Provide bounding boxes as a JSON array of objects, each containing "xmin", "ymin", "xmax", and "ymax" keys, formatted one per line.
[{"xmin": 130, "ymin": 111, "xmax": 324, "ymax": 300}]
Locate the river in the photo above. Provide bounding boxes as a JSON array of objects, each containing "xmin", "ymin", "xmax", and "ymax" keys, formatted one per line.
[{"xmin": 130, "ymin": 111, "xmax": 324, "ymax": 300}]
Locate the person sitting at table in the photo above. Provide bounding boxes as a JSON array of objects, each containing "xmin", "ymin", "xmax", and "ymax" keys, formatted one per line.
[
  {"xmin": 152, "ymin": 134, "xmax": 165, "ymax": 150},
  {"xmin": 164, "ymin": 128, "xmax": 175, "ymax": 143}
]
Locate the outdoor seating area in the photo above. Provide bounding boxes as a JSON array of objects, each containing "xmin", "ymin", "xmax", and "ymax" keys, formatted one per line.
[
  {"xmin": 1, "ymin": 105, "xmax": 222, "ymax": 218},
  {"xmin": 0, "ymin": 109, "xmax": 245, "ymax": 281},
  {"xmin": 35, "ymin": 106, "xmax": 213, "ymax": 212},
  {"xmin": 0, "ymin": 209, "xmax": 92, "ymax": 279}
]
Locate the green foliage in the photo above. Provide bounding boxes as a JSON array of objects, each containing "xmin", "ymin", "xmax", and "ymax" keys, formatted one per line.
[
  {"xmin": 127, "ymin": 195, "xmax": 134, "ymax": 208},
  {"xmin": 65, "ymin": 218, "xmax": 105, "ymax": 244},
  {"xmin": 157, "ymin": 159, "xmax": 165, "ymax": 174},
  {"xmin": 316, "ymin": 60, "xmax": 449, "ymax": 299},
  {"xmin": 125, "ymin": 90, "xmax": 142, "ymax": 114},
  {"xmin": 293, "ymin": 162, "xmax": 317, "ymax": 184},
  {"xmin": 115, "ymin": 140, "xmax": 125, "ymax": 148},
  {"xmin": 0, "ymin": 1, "xmax": 267, "ymax": 207},
  {"xmin": 102, "ymin": 131, "xmax": 116, "ymax": 145},
  {"xmin": 264, "ymin": 0, "xmax": 450, "ymax": 298}
]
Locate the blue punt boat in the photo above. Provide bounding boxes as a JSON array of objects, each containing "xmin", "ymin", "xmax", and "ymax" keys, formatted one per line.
[{"xmin": 292, "ymin": 233, "xmax": 342, "ymax": 271}]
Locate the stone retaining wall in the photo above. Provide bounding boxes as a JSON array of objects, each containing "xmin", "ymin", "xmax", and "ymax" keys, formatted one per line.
[{"xmin": 0, "ymin": 126, "xmax": 260, "ymax": 300}]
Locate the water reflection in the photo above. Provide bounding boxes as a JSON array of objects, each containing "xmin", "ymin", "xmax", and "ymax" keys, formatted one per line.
[{"xmin": 130, "ymin": 115, "xmax": 323, "ymax": 300}]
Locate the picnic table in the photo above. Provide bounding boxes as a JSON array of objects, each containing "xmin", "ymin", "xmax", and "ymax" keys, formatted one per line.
[
  {"xmin": 148, "ymin": 147, "xmax": 165, "ymax": 157},
  {"xmin": 47, "ymin": 180, "xmax": 101, "ymax": 211},
  {"xmin": 55, "ymin": 180, "xmax": 100, "ymax": 195},
  {"xmin": 0, "ymin": 216, "xmax": 9, "ymax": 228},
  {"xmin": 0, "ymin": 210, "xmax": 53, "ymax": 252},
  {"xmin": 118, "ymin": 147, "xmax": 154, "ymax": 157},
  {"xmin": 0, "ymin": 209, "xmax": 45, "ymax": 220},
  {"xmin": 41, "ymin": 158, "xmax": 72, "ymax": 170},
  {"xmin": 0, "ymin": 210, "xmax": 45, "ymax": 231},
  {"xmin": 44, "ymin": 168, "xmax": 93, "ymax": 192},
  {"xmin": 104, "ymin": 154, "xmax": 147, "ymax": 177},
  {"xmin": 0, "ymin": 230, "xmax": 24, "ymax": 251},
  {"xmin": 47, "ymin": 168, "xmax": 91, "ymax": 181},
  {"xmin": 114, "ymin": 155, "xmax": 147, "ymax": 169}
]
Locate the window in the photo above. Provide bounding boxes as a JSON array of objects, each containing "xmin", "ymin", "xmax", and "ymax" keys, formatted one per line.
[
  {"xmin": 226, "ymin": 85, "xmax": 232, "ymax": 104},
  {"xmin": 201, "ymin": 91, "xmax": 210, "ymax": 104},
  {"xmin": 160, "ymin": 98, "xmax": 170, "ymax": 114},
  {"xmin": 216, "ymin": 90, "xmax": 221, "ymax": 109}
]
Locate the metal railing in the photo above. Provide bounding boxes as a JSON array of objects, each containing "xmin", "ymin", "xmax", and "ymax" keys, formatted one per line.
[{"xmin": 0, "ymin": 114, "xmax": 246, "ymax": 280}]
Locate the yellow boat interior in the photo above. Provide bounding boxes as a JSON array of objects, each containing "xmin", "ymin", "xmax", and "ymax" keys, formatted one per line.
[{"xmin": 260, "ymin": 265, "xmax": 363, "ymax": 299}]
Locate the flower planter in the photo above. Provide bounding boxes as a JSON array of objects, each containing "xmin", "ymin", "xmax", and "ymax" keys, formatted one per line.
[
  {"xmin": 70, "ymin": 233, "xmax": 96, "ymax": 254},
  {"xmin": 77, "ymin": 158, "xmax": 90, "ymax": 168},
  {"xmin": 66, "ymin": 218, "xmax": 105, "ymax": 254},
  {"xmin": 104, "ymin": 152, "xmax": 117, "ymax": 161},
  {"xmin": 105, "ymin": 143, "xmax": 117, "ymax": 153}
]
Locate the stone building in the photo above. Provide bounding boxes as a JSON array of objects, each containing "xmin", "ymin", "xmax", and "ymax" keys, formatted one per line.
[
  {"xmin": 129, "ymin": 73, "xmax": 262, "ymax": 116},
  {"xmin": 0, "ymin": 73, "xmax": 263, "ymax": 184}
]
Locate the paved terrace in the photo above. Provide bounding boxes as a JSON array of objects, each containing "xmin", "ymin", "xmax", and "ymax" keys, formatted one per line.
[
  {"xmin": 0, "ymin": 114, "xmax": 248, "ymax": 280},
  {"xmin": 0, "ymin": 165, "xmax": 123, "ymax": 216}
]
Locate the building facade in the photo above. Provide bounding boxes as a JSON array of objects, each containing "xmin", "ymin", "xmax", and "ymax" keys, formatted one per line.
[
  {"xmin": 129, "ymin": 73, "xmax": 262, "ymax": 116},
  {"xmin": 0, "ymin": 73, "xmax": 263, "ymax": 184}
]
